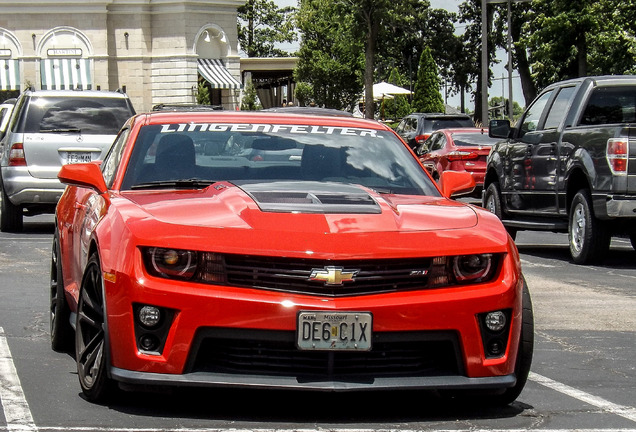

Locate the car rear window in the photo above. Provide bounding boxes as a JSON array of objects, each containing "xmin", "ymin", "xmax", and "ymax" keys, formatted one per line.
[
  {"xmin": 17, "ymin": 96, "xmax": 133, "ymax": 134},
  {"xmin": 428, "ymin": 118, "xmax": 474, "ymax": 131},
  {"xmin": 451, "ymin": 133, "xmax": 499, "ymax": 147},
  {"xmin": 120, "ymin": 122, "xmax": 441, "ymax": 197}
]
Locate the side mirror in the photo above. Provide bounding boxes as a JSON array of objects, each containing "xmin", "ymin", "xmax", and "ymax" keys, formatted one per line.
[
  {"xmin": 489, "ymin": 119, "xmax": 511, "ymax": 139},
  {"xmin": 439, "ymin": 171, "xmax": 476, "ymax": 198},
  {"xmin": 58, "ymin": 162, "xmax": 108, "ymax": 194}
]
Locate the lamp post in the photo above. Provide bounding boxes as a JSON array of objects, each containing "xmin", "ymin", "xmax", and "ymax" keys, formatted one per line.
[{"xmin": 481, "ymin": 0, "xmax": 530, "ymax": 124}]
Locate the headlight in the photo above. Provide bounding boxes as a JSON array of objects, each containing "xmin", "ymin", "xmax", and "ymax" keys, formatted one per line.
[
  {"xmin": 146, "ymin": 247, "xmax": 198, "ymax": 279},
  {"xmin": 452, "ymin": 254, "xmax": 494, "ymax": 283}
]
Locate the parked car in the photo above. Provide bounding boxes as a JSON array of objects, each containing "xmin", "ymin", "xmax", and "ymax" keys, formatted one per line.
[
  {"xmin": 395, "ymin": 113, "xmax": 475, "ymax": 150},
  {"xmin": 0, "ymin": 98, "xmax": 16, "ymax": 141},
  {"xmin": 52, "ymin": 110, "xmax": 533, "ymax": 406},
  {"xmin": 417, "ymin": 128, "xmax": 499, "ymax": 197},
  {"xmin": 0, "ymin": 89, "xmax": 135, "ymax": 232},
  {"xmin": 484, "ymin": 75, "xmax": 636, "ymax": 263}
]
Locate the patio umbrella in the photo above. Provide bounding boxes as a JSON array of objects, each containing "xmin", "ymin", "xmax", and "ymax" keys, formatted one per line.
[{"xmin": 372, "ymin": 81, "xmax": 412, "ymax": 98}]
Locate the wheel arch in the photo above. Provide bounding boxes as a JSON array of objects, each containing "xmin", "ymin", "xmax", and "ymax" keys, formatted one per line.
[{"xmin": 565, "ymin": 167, "xmax": 591, "ymax": 214}]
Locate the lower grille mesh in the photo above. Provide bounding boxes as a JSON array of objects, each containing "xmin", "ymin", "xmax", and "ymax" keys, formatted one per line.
[{"xmin": 187, "ymin": 329, "xmax": 463, "ymax": 379}]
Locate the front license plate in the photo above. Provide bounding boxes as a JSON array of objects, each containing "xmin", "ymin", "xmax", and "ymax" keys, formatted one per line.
[
  {"xmin": 67, "ymin": 152, "xmax": 92, "ymax": 164},
  {"xmin": 296, "ymin": 311, "xmax": 372, "ymax": 351}
]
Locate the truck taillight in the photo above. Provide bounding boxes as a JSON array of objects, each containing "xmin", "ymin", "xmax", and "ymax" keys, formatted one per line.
[
  {"xmin": 415, "ymin": 134, "xmax": 430, "ymax": 144},
  {"xmin": 606, "ymin": 138, "xmax": 628, "ymax": 175},
  {"xmin": 8, "ymin": 143, "xmax": 26, "ymax": 166}
]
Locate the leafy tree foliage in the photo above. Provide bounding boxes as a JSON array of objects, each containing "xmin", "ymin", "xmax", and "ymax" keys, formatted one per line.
[
  {"xmin": 294, "ymin": 0, "xmax": 364, "ymax": 110},
  {"xmin": 411, "ymin": 47, "xmax": 445, "ymax": 113},
  {"xmin": 238, "ymin": 0, "xmax": 297, "ymax": 57},
  {"xmin": 382, "ymin": 67, "xmax": 411, "ymax": 121},
  {"xmin": 240, "ymin": 79, "xmax": 262, "ymax": 110}
]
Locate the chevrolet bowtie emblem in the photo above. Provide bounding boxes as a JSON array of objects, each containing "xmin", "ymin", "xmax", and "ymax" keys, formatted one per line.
[{"xmin": 309, "ymin": 266, "xmax": 359, "ymax": 286}]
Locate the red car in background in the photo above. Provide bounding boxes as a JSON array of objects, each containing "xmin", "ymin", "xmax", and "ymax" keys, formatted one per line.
[
  {"xmin": 51, "ymin": 111, "xmax": 532, "ymax": 406},
  {"xmin": 416, "ymin": 128, "xmax": 499, "ymax": 197}
]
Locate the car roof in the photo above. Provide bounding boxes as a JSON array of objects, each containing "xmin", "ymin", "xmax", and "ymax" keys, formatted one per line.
[
  {"xmin": 24, "ymin": 89, "xmax": 129, "ymax": 98},
  {"xmin": 136, "ymin": 110, "xmax": 386, "ymax": 129},
  {"xmin": 408, "ymin": 113, "xmax": 472, "ymax": 119},
  {"xmin": 260, "ymin": 106, "xmax": 354, "ymax": 117}
]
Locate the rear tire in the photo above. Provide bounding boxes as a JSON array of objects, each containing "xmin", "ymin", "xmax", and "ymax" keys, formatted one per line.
[
  {"xmin": 50, "ymin": 230, "xmax": 73, "ymax": 352},
  {"xmin": 568, "ymin": 189, "xmax": 610, "ymax": 264},
  {"xmin": 483, "ymin": 182, "xmax": 517, "ymax": 240},
  {"xmin": 0, "ymin": 185, "xmax": 23, "ymax": 232}
]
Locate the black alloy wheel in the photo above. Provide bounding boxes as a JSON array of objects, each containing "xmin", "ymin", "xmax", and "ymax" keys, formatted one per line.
[
  {"xmin": 50, "ymin": 231, "xmax": 73, "ymax": 352},
  {"xmin": 76, "ymin": 253, "xmax": 114, "ymax": 402}
]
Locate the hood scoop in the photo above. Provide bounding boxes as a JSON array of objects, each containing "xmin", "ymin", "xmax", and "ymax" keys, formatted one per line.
[{"xmin": 237, "ymin": 181, "xmax": 381, "ymax": 214}]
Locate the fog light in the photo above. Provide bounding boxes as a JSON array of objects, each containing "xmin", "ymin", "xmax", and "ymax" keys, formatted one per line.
[
  {"xmin": 487, "ymin": 339, "xmax": 505, "ymax": 357},
  {"xmin": 139, "ymin": 334, "xmax": 159, "ymax": 352},
  {"xmin": 139, "ymin": 305, "xmax": 161, "ymax": 328},
  {"xmin": 485, "ymin": 311, "xmax": 506, "ymax": 332}
]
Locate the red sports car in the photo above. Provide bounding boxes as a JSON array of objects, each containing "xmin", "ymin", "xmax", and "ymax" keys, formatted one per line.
[
  {"xmin": 50, "ymin": 111, "xmax": 533, "ymax": 405},
  {"xmin": 416, "ymin": 128, "xmax": 499, "ymax": 197}
]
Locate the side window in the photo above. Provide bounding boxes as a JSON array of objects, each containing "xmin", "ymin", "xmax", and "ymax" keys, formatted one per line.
[
  {"xmin": 580, "ymin": 86, "xmax": 634, "ymax": 125},
  {"xmin": 102, "ymin": 128, "xmax": 131, "ymax": 188},
  {"xmin": 520, "ymin": 90, "xmax": 554, "ymax": 136},
  {"xmin": 396, "ymin": 119, "xmax": 406, "ymax": 133},
  {"xmin": 543, "ymin": 86, "xmax": 576, "ymax": 130},
  {"xmin": 430, "ymin": 134, "xmax": 445, "ymax": 151}
]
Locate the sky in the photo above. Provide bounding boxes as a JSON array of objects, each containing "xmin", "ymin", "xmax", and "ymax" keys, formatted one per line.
[{"xmin": 273, "ymin": 0, "xmax": 525, "ymax": 110}]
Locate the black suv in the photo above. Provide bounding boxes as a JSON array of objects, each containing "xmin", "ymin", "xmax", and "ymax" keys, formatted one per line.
[{"xmin": 395, "ymin": 113, "xmax": 474, "ymax": 150}]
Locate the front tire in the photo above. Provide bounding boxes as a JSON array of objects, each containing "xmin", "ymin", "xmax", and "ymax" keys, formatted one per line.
[
  {"xmin": 76, "ymin": 253, "xmax": 114, "ymax": 402},
  {"xmin": 50, "ymin": 231, "xmax": 73, "ymax": 352},
  {"xmin": 483, "ymin": 182, "xmax": 517, "ymax": 240},
  {"xmin": 0, "ymin": 186, "xmax": 23, "ymax": 232},
  {"xmin": 487, "ymin": 278, "xmax": 534, "ymax": 406},
  {"xmin": 568, "ymin": 189, "xmax": 610, "ymax": 264}
]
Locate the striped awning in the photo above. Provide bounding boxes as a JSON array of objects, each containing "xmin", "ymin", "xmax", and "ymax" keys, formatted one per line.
[
  {"xmin": 40, "ymin": 58, "xmax": 92, "ymax": 90},
  {"xmin": 197, "ymin": 59, "xmax": 241, "ymax": 90},
  {"xmin": 0, "ymin": 60, "xmax": 20, "ymax": 91}
]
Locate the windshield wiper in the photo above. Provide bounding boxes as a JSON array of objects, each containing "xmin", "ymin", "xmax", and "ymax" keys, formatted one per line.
[
  {"xmin": 40, "ymin": 128, "xmax": 82, "ymax": 133},
  {"xmin": 130, "ymin": 179, "xmax": 216, "ymax": 190}
]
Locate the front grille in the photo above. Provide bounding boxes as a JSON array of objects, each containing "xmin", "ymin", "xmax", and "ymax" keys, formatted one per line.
[
  {"xmin": 186, "ymin": 328, "xmax": 463, "ymax": 380},
  {"xmin": 224, "ymin": 255, "xmax": 434, "ymax": 296}
]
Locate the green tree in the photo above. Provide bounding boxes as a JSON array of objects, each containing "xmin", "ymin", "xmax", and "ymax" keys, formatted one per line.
[
  {"xmin": 411, "ymin": 47, "xmax": 445, "ymax": 113},
  {"xmin": 295, "ymin": 0, "xmax": 364, "ymax": 109},
  {"xmin": 196, "ymin": 81, "xmax": 210, "ymax": 105},
  {"xmin": 238, "ymin": 0, "xmax": 297, "ymax": 57},
  {"xmin": 240, "ymin": 79, "xmax": 262, "ymax": 110},
  {"xmin": 382, "ymin": 67, "xmax": 411, "ymax": 122}
]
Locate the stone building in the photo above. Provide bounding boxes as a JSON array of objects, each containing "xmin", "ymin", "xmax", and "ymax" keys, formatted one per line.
[{"xmin": 0, "ymin": 0, "xmax": 244, "ymax": 112}]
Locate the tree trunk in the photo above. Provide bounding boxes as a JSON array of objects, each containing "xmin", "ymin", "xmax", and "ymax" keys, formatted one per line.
[{"xmin": 364, "ymin": 19, "xmax": 378, "ymax": 120}]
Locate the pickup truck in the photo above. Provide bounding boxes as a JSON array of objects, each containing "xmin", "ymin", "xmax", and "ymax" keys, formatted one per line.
[{"xmin": 483, "ymin": 75, "xmax": 636, "ymax": 264}]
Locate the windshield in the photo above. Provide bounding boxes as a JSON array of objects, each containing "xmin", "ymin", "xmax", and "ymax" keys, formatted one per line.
[
  {"xmin": 120, "ymin": 122, "xmax": 440, "ymax": 196},
  {"xmin": 19, "ymin": 96, "xmax": 133, "ymax": 134}
]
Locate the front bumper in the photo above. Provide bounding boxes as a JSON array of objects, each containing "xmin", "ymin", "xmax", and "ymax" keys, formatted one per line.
[
  {"xmin": 103, "ymin": 248, "xmax": 523, "ymax": 391},
  {"xmin": 111, "ymin": 367, "xmax": 517, "ymax": 392}
]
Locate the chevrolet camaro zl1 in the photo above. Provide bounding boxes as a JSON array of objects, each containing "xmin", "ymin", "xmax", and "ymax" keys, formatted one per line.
[{"xmin": 50, "ymin": 111, "xmax": 533, "ymax": 404}]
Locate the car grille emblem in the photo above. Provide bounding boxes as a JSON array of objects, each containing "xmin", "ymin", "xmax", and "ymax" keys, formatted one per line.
[{"xmin": 309, "ymin": 266, "xmax": 359, "ymax": 286}]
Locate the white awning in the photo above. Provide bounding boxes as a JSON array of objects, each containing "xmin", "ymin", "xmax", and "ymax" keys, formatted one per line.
[
  {"xmin": 40, "ymin": 58, "xmax": 92, "ymax": 90},
  {"xmin": 0, "ymin": 60, "xmax": 20, "ymax": 91},
  {"xmin": 197, "ymin": 59, "xmax": 241, "ymax": 90}
]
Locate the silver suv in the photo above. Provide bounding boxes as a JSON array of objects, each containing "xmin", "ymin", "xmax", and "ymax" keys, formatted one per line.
[{"xmin": 0, "ymin": 89, "xmax": 135, "ymax": 232}]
